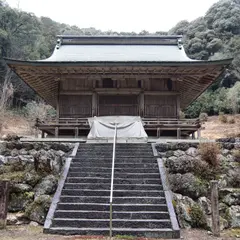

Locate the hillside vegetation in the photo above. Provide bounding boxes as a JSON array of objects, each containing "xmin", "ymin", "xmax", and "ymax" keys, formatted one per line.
[{"xmin": 0, "ymin": 0, "xmax": 239, "ymax": 118}]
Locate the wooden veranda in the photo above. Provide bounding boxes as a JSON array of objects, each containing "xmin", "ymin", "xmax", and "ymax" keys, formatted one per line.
[{"xmin": 35, "ymin": 117, "xmax": 201, "ymax": 139}]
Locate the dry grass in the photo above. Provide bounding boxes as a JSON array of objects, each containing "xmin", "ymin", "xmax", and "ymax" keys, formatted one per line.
[
  {"xmin": 219, "ymin": 113, "xmax": 228, "ymax": 123},
  {"xmin": 201, "ymin": 114, "xmax": 240, "ymax": 140},
  {"xmin": 0, "ymin": 112, "xmax": 33, "ymax": 138}
]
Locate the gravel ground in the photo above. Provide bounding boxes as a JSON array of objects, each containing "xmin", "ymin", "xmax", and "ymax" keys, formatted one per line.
[{"xmin": 0, "ymin": 225, "xmax": 239, "ymax": 240}]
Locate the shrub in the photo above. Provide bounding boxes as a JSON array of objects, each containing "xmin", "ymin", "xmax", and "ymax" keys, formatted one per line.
[
  {"xmin": 228, "ymin": 170, "xmax": 240, "ymax": 188},
  {"xmin": 233, "ymin": 150, "xmax": 240, "ymax": 163},
  {"xmin": 198, "ymin": 142, "xmax": 220, "ymax": 167},
  {"xmin": 199, "ymin": 112, "xmax": 208, "ymax": 122},
  {"xmin": 189, "ymin": 204, "xmax": 208, "ymax": 229},
  {"xmin": 228, "ymin": 117, "xmax": 236, "ymax": 124},
  {"xmin": 23, "ymin": 100, "xmax": 56, "ymax": 122},
  {"xmin": 194, "ymin": 160, "xmax": 219, "ymax": 180},
  {"xmin": 219, "ymin": 112, "xmax": 228, "ymax": 123},
  {"xmin": 179, "ymin": 110, "xmax": 185, "ymax": 119}
]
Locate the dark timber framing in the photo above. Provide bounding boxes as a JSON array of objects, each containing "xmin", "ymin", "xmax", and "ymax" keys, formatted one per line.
[{"xmin": 4, "ymin": 35, "xmax": 232, "ymax": 138}]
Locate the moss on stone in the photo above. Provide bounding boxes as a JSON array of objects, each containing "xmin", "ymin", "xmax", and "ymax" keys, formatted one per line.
[
  {"xmin": 224, "ymin": 208, "xmax": 232, "ymax": 226},
  {"xmin": 189, "ymin": 204, "xmax": 208, "ymax": 229},
  {"xmin": 25, "ymin": 195, "xmax": 52, "ymax": 224},
  {"xmin": 0, "ymin": 171, "xmax": 25, "ymax": 183},
  {"xmin": 172, "ymin": 199, "xmax": 177, "ymax": 208},
  {"xmin": 23, "ymin": 191, "xmax": 35, "ymax": 200}
]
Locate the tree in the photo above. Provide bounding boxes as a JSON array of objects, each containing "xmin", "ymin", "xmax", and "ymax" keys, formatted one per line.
[{"xmin": 227, "ymin": 81, "xmax": 240, "ymax": 114}]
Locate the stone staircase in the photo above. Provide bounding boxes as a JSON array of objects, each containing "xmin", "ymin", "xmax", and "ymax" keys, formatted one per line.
[{"xmin": 44, "ymin": 143, "xmax": 180, "ymax": 238}]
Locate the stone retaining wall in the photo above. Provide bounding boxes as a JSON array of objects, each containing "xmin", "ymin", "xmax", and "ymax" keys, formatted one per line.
[
  {"xmin": 154, "ymin": 140, "xmax": 240, "ymax": 230},
  {"xmin": 0, "ymin": 141, "xmax": 74, "ymax": 225}
]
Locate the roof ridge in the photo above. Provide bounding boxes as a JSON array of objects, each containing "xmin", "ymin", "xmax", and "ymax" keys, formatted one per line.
[{"xmin": 56, "ymin": 35, "xmax": 183, "ymax": 46}]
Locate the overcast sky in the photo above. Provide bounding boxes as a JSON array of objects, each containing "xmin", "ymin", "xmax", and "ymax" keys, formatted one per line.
[{"xmin": 6, "ymin": 0, "xmax": 219, "ymax": 33}]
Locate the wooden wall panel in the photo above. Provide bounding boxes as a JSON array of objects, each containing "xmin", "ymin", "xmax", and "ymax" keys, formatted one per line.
[
  {"xmin": 60, "ymin": 79, "xmax": 93, "ymax": 91},
  {"xmin": 59, "ymin": 95, "xmax": 92, "ymax": 117},
  {"xmin": 118, "ymin": 78, "xmax": 138, "ymax": 88},
  {"xmin": 146, "ymin": 78, "xmax": 178, "ymax": 91},
  {"xmin": 144, "ymin": 95, "xmax": 177, "ymax": 118},
  {"xmin": 98, "ymin": 95, "xmax": 139, "ymax": 116}
]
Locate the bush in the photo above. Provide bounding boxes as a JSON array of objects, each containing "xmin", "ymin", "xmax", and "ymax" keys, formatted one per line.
[
  {"xmin": 199, "ymin": 112, "xmax": 208, "ymax": 122},
  {"xmin": 198, "ymin": 142, "xmax": 220, "ymax": 167},
  {"xmin": 228, "ymin": 117, "xmax": 236, "ymax": 124},
  {"xmin": 219, "ymin": 112, "xmax": 228, "ymax": 123},
  {"xmin": 23, "ymin": 101, "xmax": 56, "ymax": 122},
  {"xmin": 189, "ymin": 204, "xmax": 208, "ymax": 229},
  {"xmin": 233, "ymin": 150, "xmax": 240, "ymax": 163},
  {"xmin": 228, "ymin": 170, "xmax": 240, "ymax": 188},
  {"xmin": 179, "ymin": 110, "xmax": 185, "ymax": 119}
]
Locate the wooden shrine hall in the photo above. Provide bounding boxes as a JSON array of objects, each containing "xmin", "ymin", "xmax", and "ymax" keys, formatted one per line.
[{"xmin": 5, "ymin": 35, "xmax": 232, "ymax": 138}]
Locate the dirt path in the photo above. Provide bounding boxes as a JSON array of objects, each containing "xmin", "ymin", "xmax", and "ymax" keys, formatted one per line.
[{"xmin": 0, "ymin": 225, "xmax": 239, "ymax": 240}]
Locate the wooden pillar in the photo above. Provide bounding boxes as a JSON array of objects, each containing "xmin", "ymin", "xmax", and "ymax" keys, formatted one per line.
[
  {"xmin": 211, "ymin": 180, "xmax": 220, "ymax": 237},
  {"xmin": 139, "ymin": 92, "xmax": 144, "ymax": 117},
  {"xmin": 0, "ymin": 181, "xmax": 9, "ymax": 229},
  {"xmin": 176, "ymin": 94, "xmax": 180, "ymax": 118},
  {"xmin": 56, "ymin": 81, "xmax": 60, "ymax": 123},
  {"xmin": 177, "ymin": 128, "xmax": 181, "ymax": 139},
  {"xmin": 192, "ymin": 132, "xmax": 196, "ymax": 139},
  {"xmin": 75, "ymin": 127, "xmax": 78, "ymax": 138},
  {"xmin": 41, "ymin": 131, "xmax": 45, "ymax": 139},
  {"xmin": 55, "ymin": 127, "xmax": 59, "ymax": 138},
  {"xmin": 92, "ymin": 92, "xmax": 97, "ymax": 117},
  {"xmin": 197, "ymin": 129, "xmax": 201, "ymax": 139},
  {"xmin": 157, "ymin": 128, "xmax": 161, "ymax": 138}
]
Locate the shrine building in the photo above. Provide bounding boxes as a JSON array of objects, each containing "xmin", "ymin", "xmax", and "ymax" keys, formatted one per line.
[{"xmin": 5, "ymin": 35, "xmax": 232, "ymax": 138}]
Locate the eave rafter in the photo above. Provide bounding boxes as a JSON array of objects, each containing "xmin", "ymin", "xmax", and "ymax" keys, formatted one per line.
[{"xmin": 7, "ymin": 61, "xmax": 230, "ymax": 109}]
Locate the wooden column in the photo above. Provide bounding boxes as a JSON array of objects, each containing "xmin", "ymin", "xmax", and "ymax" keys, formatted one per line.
[
  {"xmin": 139, "ymin": 92, "xmax": 144, "ymax": 117},
  {"xmin": 41, "ymin": 131, "xmax": 45, "ymax": 138},
  {"xmin": 55, "ymin": 127, "xmax": 59, "ymax": 138},
  {"xmin": 92, "ymin": 92, "xmax": 97, "ymax": 117},
  {"xmin": 192, "ymin": 132, "xmax": 196, "ymax": 139},
  {"xmin": 176, "ymin": 94, "xmax": 180, "ymax": 118},
  {"xmin": 177, "ymin": 128, "xmax": 181, "ymax": 139},
  {"xmin": 56, "ymin": 81, "xmax": 60, "ymax": 123},
  {"xmin": 211, "ymin": 180, "xmax": 220, "ymax": 237},
  {"xmin": 0, "ymin": 181, "xmax": 9, "ymax": 229},
  {"xmin": 197, "ymin": 129, "xmax": 201, "ymax": 139}
]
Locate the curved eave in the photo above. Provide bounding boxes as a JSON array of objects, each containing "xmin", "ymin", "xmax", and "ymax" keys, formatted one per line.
[
  {"xmin": 4, "ymin": 57, "xmax": 232, "ymax": 109},
  {"xmin": 4, "ymin": 58, "xmax": 233, "ymax": 67}
]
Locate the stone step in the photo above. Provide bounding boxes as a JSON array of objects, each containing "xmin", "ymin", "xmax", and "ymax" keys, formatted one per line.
[
  {"xmin": 75, "ymin": 154, "xmax": 154, "ymax": 158},
  {"xmin": 76, "ymin": 149, "xmax": 153, "ymax": 153},
  {"xmin": 63, "ymin": 183, "xmax": 163, "ymax": 191},
  {"xmin": 69, "ymin": 167, "xmax": 159, "ymax": 174},
  {"xmin": 66, "ymin": 177, "xmax": 160, "ymax": 185},
  {"xmin": 67, "ymin": 172, "xmax": 160, "ymax": 179},
  {"xmin": 52, "ymin": 218, "xmax": 172, "ymax": 229},
  {"xmin": 70, "ymin": 163, "xmax": 158, "ymax": 168},
  {"xmin": 61, "ymin": 189, "xmax": 164, "ymax": 197},
  {"xmin": 54, "ymin": 210, "xmax": 170, "ymax": 220},
  {"xmin": 72, "ymin": 159, "xmax": 156, "ymax": 164},
  {"xmin": 78, "ymin": 145, "xmax": 151, "ymax": 149},
  {"xmin": 60, "ymin": 196, "xmax": 166, "ymax": 204},
  {"xmin": 57, "ymin": 203, "xmax": 168, "ymax": 212},
  {"xmin": 45, "ymin": 227, "xmax": 177, "ymax": 238}
]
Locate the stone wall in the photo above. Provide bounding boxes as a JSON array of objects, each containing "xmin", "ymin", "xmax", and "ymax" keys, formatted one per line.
[
  {"xmin": 0, "ymin": 140, "xmax": 74, "ymax": 225},
  {"xmin": 154, "ymin": 140, "xmax": 240, "ymax": 231}
]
